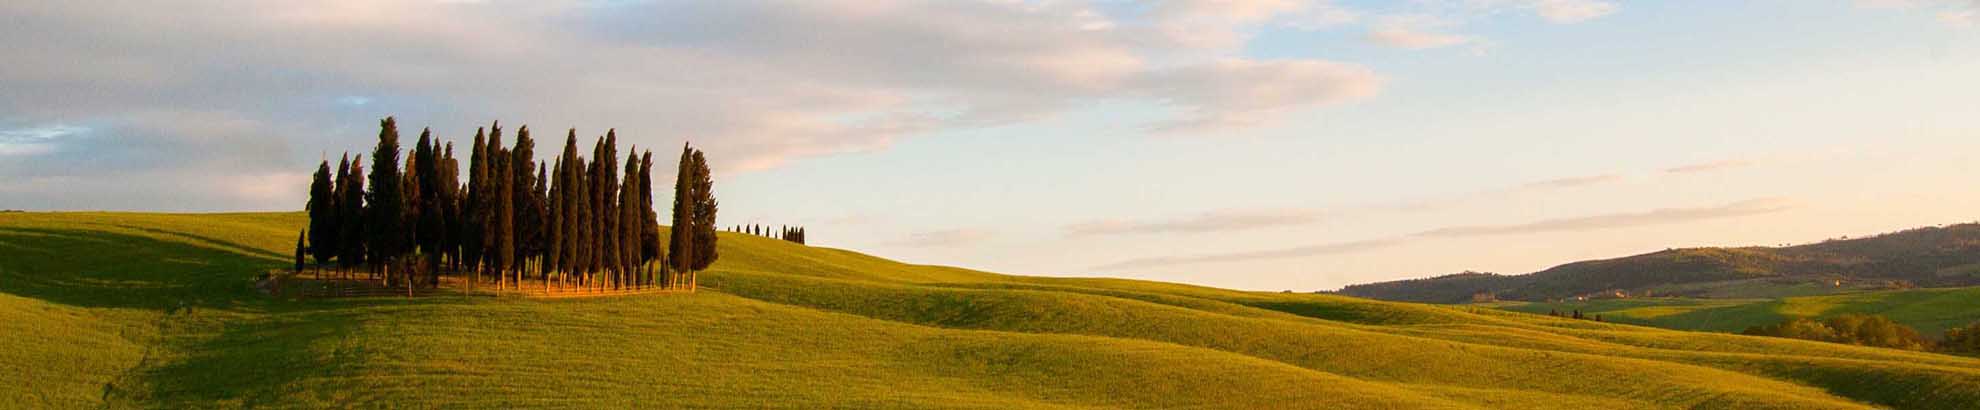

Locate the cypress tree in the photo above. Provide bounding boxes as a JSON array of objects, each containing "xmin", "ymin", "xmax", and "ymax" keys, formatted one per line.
[
  {"xmin": 295, "ymin": 230, "xmax": 307, "ymax": 274},
  {"xmin": 510, "ymin": 126, "xmax": 536, "ymax": 287},
  {"xmin": 619, "ymin": 152, "xmax": 643, "ymax": 287},
  {"xmin": 438, "ymin": 142, "xmax": 461, "ymax": 272},
  {"xmin": 494, "ymin": 128, "xmax": 515, "ymax": 288},
  {"xmin": 688, "ymin": 149, "xmax": 718, "ymax": 281},
  {"xmin": 601, "ymin": 132, "xmax": 621, "ymax": 288},
  {"xmin": 463, "ymin": 128, "xmax": 487, "ymax": 281},
  {"xmin": 366, "ymin": 117, "xmax": 408, "ymax": 281},
  {"xmin": 667, "ymin": 143, "xmax": 696, "ymax": 287},
  {"xmin": 639, "ymin": 150, "xmax": 660, "ymax": 287},
  {"xmin": 534, "ymin": 162, "xmax": 549, "ymax": 280},
  {"xmin": 547, "ymin": 156, "xmax": 563, "ymax": 286},
  {"xmin": 337, "ymin": 155, "xmax": 367, "ymax": 272},
  {"xmin": 559, "ymin": 130, "xmax": 584, "ymax": 286},
  {"xmin": 307, "ymin": 159, "xmax": 337, "ymax": 266}
]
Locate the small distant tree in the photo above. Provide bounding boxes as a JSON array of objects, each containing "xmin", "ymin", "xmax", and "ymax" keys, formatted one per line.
[{"xmin": 294, "ymin": 230, "xmax": 307, "ymax": 274}]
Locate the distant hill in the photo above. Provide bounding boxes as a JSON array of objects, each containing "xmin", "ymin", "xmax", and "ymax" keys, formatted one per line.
[{"xmin": 1341, "ymin": 223, "xmax": 1980, "ymax": 303}]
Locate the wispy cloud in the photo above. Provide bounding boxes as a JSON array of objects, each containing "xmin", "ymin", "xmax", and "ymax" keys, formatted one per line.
[
  {"xmin": 1066, "ymin": 209, "xmax": 1320, "ymax": 237},
  {"xmin": 1530, "ymin": 0, "xmax": 1619, "ymax": 23},
  {"xmin": 1518, "ymin": 173, "xmax": 1624, "ymax": 190},
  {"xmin": 1664, "ymin": 159, "xmax": 1755, "ymax": 174},
  {"xmin": 0, "ymin": 124, "xmax": 86, "ymax": 156},
  {"xmin": 889, "ymin": 229, "xmax": 993, "ymax": 248},
  {"xmin": 1094, "ymin": 198, "xmax": 1796, "ymax": 270},
  {"xmin": 1414, "ymin": 198, "xmax": 1795, "ymax": 238},
  {"xmin": 1094, "ymin": 237, "xmax": 1406, "ymax": 271},
  {"xmin": 1365, "ymin": 15, "xmax": 1473, "ymax": 49}
]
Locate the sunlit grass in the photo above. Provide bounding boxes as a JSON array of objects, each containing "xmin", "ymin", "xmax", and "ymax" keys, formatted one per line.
[{"xmin": 4, "ymin": 211, "xmax": 1980, "ymax": 409}]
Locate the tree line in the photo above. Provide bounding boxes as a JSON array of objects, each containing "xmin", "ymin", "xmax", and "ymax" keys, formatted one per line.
[
  {"xmin": 1740, "ymin": 314, "xmax": 1980, "ymax": 354},
  {"xmin": 297, "ymin": 117, "xmax": 718, "ymax": 292},
  {"xmin": 729, "ymin": 224, "xmax": 806, "ymax": 245}
]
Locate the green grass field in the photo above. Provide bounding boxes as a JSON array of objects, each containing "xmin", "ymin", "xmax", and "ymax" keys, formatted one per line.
[
  {"xmin": 1486, "ymin": 287, "xmax": 1980, "ymax": 338},
  {"xmin": 6, "ymin": 212, "xmax": 1980, "ymax": 409}
]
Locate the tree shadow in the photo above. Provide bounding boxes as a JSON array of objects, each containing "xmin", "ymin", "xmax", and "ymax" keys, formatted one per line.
[{"xmin": 0, "ymin": 227, "xmax": 278, "ymax": 310}]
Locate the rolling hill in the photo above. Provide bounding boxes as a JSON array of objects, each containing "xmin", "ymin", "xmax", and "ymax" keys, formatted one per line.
[
  {"xmin": 6, "ymin": 212, "xmax": 1980, "ymax": 409},
  {"xmin": 1484, "ymin": 287, "xmax": 1980, "ymax": 339},
  {"xmin": 1340, "ymin": 223, "xmax": 1980, "ymax": 303}
]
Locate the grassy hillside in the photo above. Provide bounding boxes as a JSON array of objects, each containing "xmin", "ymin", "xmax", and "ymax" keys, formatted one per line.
[
  {"xmin": 1342, "ymin": 223, "xmax": 1980, "ymax": 303},
  {"xmin": 5, "ymin": 212, "xmax": 1980, "ymax": 409},
  {"xmin": 1486, "ymin": 287, "xmax": 1980, "ymax": 338}
]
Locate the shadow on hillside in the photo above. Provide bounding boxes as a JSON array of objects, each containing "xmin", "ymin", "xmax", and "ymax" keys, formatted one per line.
[
  {"xmin": 110, "ymin": 224, "xmax": 290, "ymax": 261},
  {"xmin": 0, "ymin": 227, "xmax": 276, "ymax": 310}
]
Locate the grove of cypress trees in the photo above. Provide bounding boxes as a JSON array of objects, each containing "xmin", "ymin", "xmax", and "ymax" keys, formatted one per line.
[{"xmin": 307, "ymin": 159, "xmax": 337, "ymax": 267}]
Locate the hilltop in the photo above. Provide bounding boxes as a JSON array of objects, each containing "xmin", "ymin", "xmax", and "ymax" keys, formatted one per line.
[
  {"xmin": 1341, "ymin": 223, "xmax": 1980, "ymax": 303},
  {"xmin": 6, "ymin": 212, "xmax": 1980, "ymax": 409}
]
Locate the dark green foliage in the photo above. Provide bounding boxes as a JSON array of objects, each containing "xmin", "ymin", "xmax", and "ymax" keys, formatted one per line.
[
  {"xmin": 365, "ymin": 117, "xmax": 407, "ymax": 266},
  {"xmin": 595, "ymin": 132, "xmax": 620, "ymax": 287},
  {"xmin": 638, "ymin": 150, "xmax": 661, "ymax": 285},
  {"xmin": 547, "ymin": 156, "xmax": 563, "ymax": 279},
  {"xmin": 462, "ymin": 129, "xmax": 487, "ymax": 274},
  {"xmin": 688, "ymin": 150, "xmax": 717, "ymax": 272},
  {"xmin": 412, "ymin": 128, "xmax": 448, "ymax": 278},
  {"xmin": 307, "ymin": 160, "xmax": 337, "ymax": 265},
  {"xmin": 294, "ymin": 230, "xmax": 306, "ymax": 274},
  {"xmin": 336, "ymin": 155, "xmax": 366, "ymax": 269},
  {"xmin": 438, "ymin": 142, "xmax": 462, "ymax": 272},
  {"xmin": 558, "ymin": 130, "xmax": 584, "ymax": 279},
  {"xmin": 1742, "ymin": 314, "xmax": 1931, "ymax": 351},
  {"xmin": 619, "ymin": 152, "xmax": 643, "ymax": 283},
  {"xmin": 511, "ymin": 127, "xmax": 538, "ymax": 278},
  {"xmin": 1944, "ymin": 322, "xmax": 1980, "ymax": 355},
  {"xmin": 667, "ymin": 144, "xmax": 696, "ymax": 276},
  {"xmin": 493, "ymin": 125, "xmax": 514, "ymax": 277}
]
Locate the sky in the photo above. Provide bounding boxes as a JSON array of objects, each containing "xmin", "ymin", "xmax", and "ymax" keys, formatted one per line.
[{"xmin": 3, "ymin": 0, "xmax": 1978, "ymax": 291}]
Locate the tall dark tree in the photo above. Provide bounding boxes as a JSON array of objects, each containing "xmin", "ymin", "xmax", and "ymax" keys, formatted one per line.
[
  {"xmin": 689, "ymin": 149, "xmax": 718, "ymax": 279},
  {"xmin": 337, "ymin": 155, "xmax": 367, "ymax": 272},
  {"xmin": 619, "ymin": 152, "xmax": 643, "ymax": 287},
  {"xmin": 558, "ymin": 130, "xmax": 585, "ymax": 286},
  {"xmin": 667, "ymin": 144, "xmax": 696, "ymax": 287},
  {"xmin": 307, "ymin": 159, "xmax": 337, "ymax": 266},
  {"xmin": 638, "ymin": 150, "xmax": 660, "ymax": 287},
  {"xmin": 592, "ymin": 133, "xmax": 620, "ymax": 288},
  {"xmin": 546, "ymin": 156, "xmax": 563, "ymax": 287},
  {"xmin": 493, "ymin": 126, "xmax": 515, "ymax": 288},
  {"xmin": 438, "ymin": 142, "xmax": 462, "ymax": 273},
  {"xmin": 463, "ymin": 128, "xmax": 488, "ymax": 282},
  {"xmin": 413, "ymin": 128, "xmax": 448, "ymax": 281},
  {"xmin": 532, "ymin": 162, "xmax": 549, "ymax": 280},
  {"xmin": 509, "ymin": 126, "xmax": 536, "ymax": 287},
  {"xmin": 366, "ymin": 117, "xmax": 408, "ymax": 282}
]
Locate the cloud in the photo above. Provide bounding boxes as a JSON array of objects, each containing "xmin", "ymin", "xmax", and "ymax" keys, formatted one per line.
[
  {"xmin": 1093, "ymin": 198, "xmax": 1795, "ymax": 270},
  {"xmin": 0, "ymin": 0, "xmax": 1399, "ymax": 209},
  {"xmin": 1066, "ymin": 209, "xmax": 1320, "ymax": 237},
  {"xmin": 1663, "ymin": 159, "xmax": 1755, "ymax": 174},
  {"xmin": 1366, "ymin": 15, "xmax": 1473, "ymax": 49},
  {"xmin": 1529, "ymin": 0, "xmax": 1618, "ymax": 23},
  {"xmin": 1137, "ymin": 59, "xmax": 1382, "ymax": 133},
  {"xmin": 0, "ymin": 124, "xmax": 86, "ymax": 156},
  {"xmin": 1518, "ymin": 173, "xmax": 1625, "ymax": 189},
  {"xmin": 1094, "ymin": 237, "xmax": 1404, "ymax": 271},
  {"xmin": 1855, "ymin": 0, "xmax": 1980, "ymax": 26},
  {"xmin": 889, "ymin": 229, "xmax": 994, "ymax": 248},
  {"xmin": 1414, "ymin": 198, "xmax": 1795, "ymax": 238}
]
